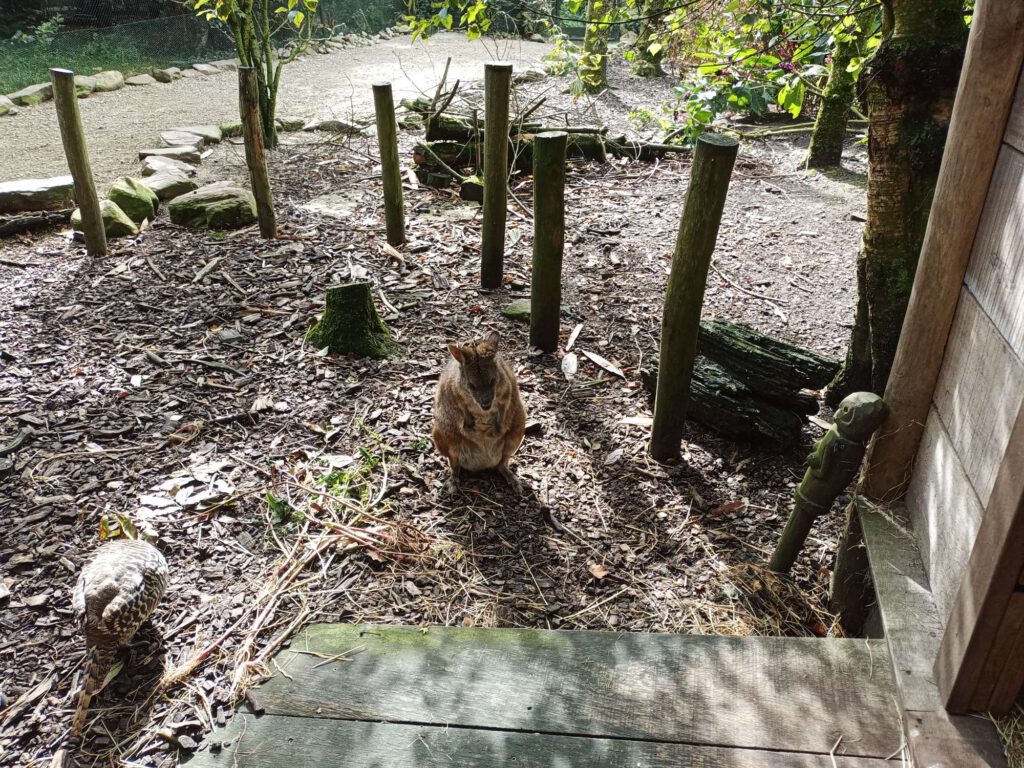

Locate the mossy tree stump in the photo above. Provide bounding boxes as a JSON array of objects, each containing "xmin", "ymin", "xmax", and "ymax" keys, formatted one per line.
[{"xmin": 306, "ymin": 282, "xmax": 399, "ymax": 358}]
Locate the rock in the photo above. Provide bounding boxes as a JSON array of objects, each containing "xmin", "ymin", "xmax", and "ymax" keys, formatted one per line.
[
  {"xmin": 208, "ymin": 59, "xmax": 239, "ymax": 71},
  {"xmin": 171, "ymin": 125, "xmax": 222, "ymax": 144},
  {"xmin": 0, "ymin": 176, "xmax": 74, "ymax": 214},
  {"xmin": 618, "ymin": 30, "xmax": 637, "ymax": 46},
  {"xmin": 159, "ymin": 130, "xmax": 206, "ymax": 149},
  {"xmin": 8, "ymin": 82, "xmax": 52, "ymax": 106},
  {"xmin": 514, "ymin": 68, "xmax": 546, "ymax": 84},
  {"xmin": 0, "ymin": 96, "xmax": 16, "ymax": 117},
  {"xmin": 138, "ymin": 146, "xmax": 201, "ymax": 164},
  {"xmin": 152, "ymin": 67, "xmax": 182, "ymax": 83},
  {"xmin": 219, "ymin": 120, "xmax": 243, "ymax": 138},
  {"xmin": 276, "ymin": 117, "xmax": 305, "ymax": 133},
  {"xmin": 397, "ymin": 23, "xmax": 412, "ymax": 33},
  {"xmin": 74, "ymin": 75, "xmax": 96, "ymax": 97},
  {"xmin": 106, "ymin": 177, "xmax": 159, "ymax": 223},
  {"xmin": 300, "ymin": 193, "xmax": 358, "ymax": 220},
  {"xmin": 141, "ymin": 170, "xmax": 197, "ymax": 201},
  {"xmin": 71, "ymin": 199, "xmax": 139, "ymax": 238},
  {"xmin": 92, "ymin": 71, "xmax": 125, "ymax": 92},
  {"xmin": 530, "ymin": 32, "xmax": 546, "ymax": 42},
  {"xmin": 168, "ymin": 183, "xmax": 257, "ymax": 229},
  {"xmin": 302, "ymin": 118, "xmax": 368, "ymax": 136},
  {"xmin": 179, "ymin": 69, "xmax": 202, "ymax": 79},
  {"xmin": 191, "ymin": 63, "xmax": 221, "ymax": 75},
  {"xmin": 141, "ymin": 155, "xmax": 198, "ymax": 177},
  {"xmin": 125, "ymin": 73, "xmax": 157, "ymax": 86},
  {"xmin": 503, "ymin": 299, "xmax": 532, "ymax": 322}
]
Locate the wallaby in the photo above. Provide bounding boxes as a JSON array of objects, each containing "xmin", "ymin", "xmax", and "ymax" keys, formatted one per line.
[{"xmin": 432, "ymin": 331, "xmax": 526, "ymax": 495}]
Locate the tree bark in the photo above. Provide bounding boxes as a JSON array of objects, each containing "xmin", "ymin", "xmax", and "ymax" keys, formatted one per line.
[
  {"xmin": 306, "ymin": 282, "xmax": 399, "ymax": 358},
  {"xmin": 239, "ymin": 67, "xmax": 276, "ymax": 239},
  {"xmin": 828, "ymin": 0, "xmax": 966, "ymax": 402},
  {"xmin": 577, "ymin": 0, "xmax": 611, "ymax": 93},
  {"xmin": 373, "ymin": 81, "xmax": 406, "ymax": 246},
  {"xmin": 631, "ymin": 0, "xmax": 666, "ymax": 77},
  {"xmin": 530, "ymin": 132, "xmax": 568, "ymax": 353},
  {"xmin": 481, "ymin": 62, "xmax": 513, "ymax": 290}
]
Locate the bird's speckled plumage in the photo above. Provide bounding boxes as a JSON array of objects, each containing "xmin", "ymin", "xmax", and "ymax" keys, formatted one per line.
[{"xmin": 70, "ymin": 539, "xmax": 168, "ymax": 735}]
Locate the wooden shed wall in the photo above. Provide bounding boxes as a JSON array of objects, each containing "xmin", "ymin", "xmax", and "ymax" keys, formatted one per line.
[{"xmin": 907, "ymin": 68, "xmax": 1024, "ymax": 625}]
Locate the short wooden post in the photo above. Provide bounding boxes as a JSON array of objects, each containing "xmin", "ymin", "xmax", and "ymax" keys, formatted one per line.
[
  {"xmin": 373, "ymin": 81, "xmax": 405, "ymax": 246},
  {"xmin": 649, "ymin": 134, "xmax": 738, "ymax": 462},
  {"xmin": 481, "ymin": 62, "xmax": 513, "ymax": 290},
  {"xmin": 529, "ymin": 131, "xmax": 567, "ymax": 353},
  {"xmin": 238, "ymin": 67, "xmax": 276, "ymax": 239},
  {"xmin": 50, "ymin": 68, "xmax": 106, "ymax": 257}
]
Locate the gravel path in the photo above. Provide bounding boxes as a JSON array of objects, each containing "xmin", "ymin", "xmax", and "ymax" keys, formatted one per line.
[{"xmin": 0, "ymin": 33, "xmax": 551, "ymax": 186}]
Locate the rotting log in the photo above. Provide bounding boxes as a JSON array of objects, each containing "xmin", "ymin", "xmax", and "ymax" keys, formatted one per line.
[
  {"xmin": 650, "ymin": 134, "xmax": 739, "ymax": 462},
  {"xmin": 306, "ymin": 282, "xmax": 399, "ymax": 358},
  {"xmin": 238, "ymin": 67, "xmax": 276, "ymax": 239},
  {"xmin": 373, "ymin": 81, "xmax": 405, "ymax": 246},
  {"xmin": 530, "ymin": 132, "xmax": 568, "ymax": 353},
  {"xmin": 50, "ymin": 68, "xmax": 106, "ymax": 256},
  {"xmin": 481, "ymin": 62, "xmax": 513, "ymax": 290},
  {"xmin": 768, "ymin": 392, "xmax": 887, "ymax": 573}
]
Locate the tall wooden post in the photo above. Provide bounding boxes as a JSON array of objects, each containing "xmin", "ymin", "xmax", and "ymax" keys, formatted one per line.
[
  {"xmin": 481, "ymin": 62, "xmax": 513, "ymax": 290},
  {"xmin": 372, "ymin": 82, "xmax": 406, "ymax": 246},
  {"xmin": 529, "ymin": 131, "xmax": 567, "ymax": 353},
  {"xmin": 238, "ymin": 67, "xmax": 276, "ymax": 239},
  {"xmin": 649, "ymin": 134, "xmax": 738, "ymax": 462},
  {"xmin": 50, "ymin": 68, "xmax": 105, "ymax": 257}
]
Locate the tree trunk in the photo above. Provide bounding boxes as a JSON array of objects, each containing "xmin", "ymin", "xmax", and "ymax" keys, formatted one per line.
[
  {"xmin": 631, "ymin": 0, "xmax": 666, "ymax": 77},
  {"xmin": 577, "ymin": 0, "xmax": 611, "ymax": 94},
  {"xmin": 306, "ymin": 282, "xmax": 399, "ymax": 358},
  {"xmin": 806, "ymin": 13, "xmax": 873, "ymax": 169},
  {"xmin": 828, "ymin": 0, "xmax": 966, "ymax": 403}
]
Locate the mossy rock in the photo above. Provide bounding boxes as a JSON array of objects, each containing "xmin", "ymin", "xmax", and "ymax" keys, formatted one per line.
[
  {"xmin": 71, "ymin": 199, "xmax": 139, "ymax": 238},
  {"xmin": 92, "ymin": 71, "xmax": 125, "ymax": 92},
  {"xmin": 219, "ymin": 120, "xmax": 243, "ymax": 138},
  {"xmin": 276, "ymin": 117, "xmax": 305, "ymax": 133},
  {"xmin": 106, "ymin": 177, "xmax": 158, "ymax": 223},
  {"xmin": 306, "ymin": 282, "xmax": 399, "ymax": 358},
  {"xmin": 140, "ymin": 171, "xmax": 197, "ymax": 202},
  {"xmin": 168, "ymin": 183, "xmax": 257, "ymax": 229},
  {"xmin": 0, "ymin": 96, "xmax": 15, "ymax": 116},
  {"xmin": 73, "ymin": 75, "xmax": 96, "ymax": 97},
  {"xmin": 503, "ymin": 298, "xmax": 568, "ymax": 323},
  {"xmin": 8, "ymin": 82, "xmax": 52, "ymax": 106}
]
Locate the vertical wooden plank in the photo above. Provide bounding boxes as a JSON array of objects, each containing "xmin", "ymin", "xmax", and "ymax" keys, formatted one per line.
[
  {"xmin": 480, "ymin": 62, "xmax": 512, "ymax": 290},
  {"xmin": 937, "ymin": 400, "xmax": 1024, "ymax": 713},
  {"xmin": 372, "ymin": 81, "xmax": 405, "ymax": 246},
  {"xmin": 862, "ymin": 0, "xmax": 1024, "ymax": 501},
  {"xmin": 1005, "ymin": 63, "xmax": 1024, "ymax": 153},
  {"xmin": 933, "ymin": 289, "xmax": 1024, "ymax": 505},
  {"xmin": 986, "ymin": 595, "xmax": 1024, "ymax": 713},
  {"xmin": 968, "ymin": 591, "xmax": 1024, "ymax": 711},
  {"xmin": 50, "ymin": 68, "xmax": 106, "ymax": 257}
]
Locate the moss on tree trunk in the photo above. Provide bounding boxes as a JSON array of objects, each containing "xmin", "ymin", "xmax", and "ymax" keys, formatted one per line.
[
  {"xmin": 306, "ymin": 282, "xmax": 399, "ymax": 358},
  {"xmin": 828, "ymin": 0, "xmax": 966, "ymax": 403},
  {"xmin": 577, "ymin": 0, "xmax": 611, "ymax": 94},
  {"xmin": 631, "ymin": 0, "xmax": 666, "ymax": 77}
]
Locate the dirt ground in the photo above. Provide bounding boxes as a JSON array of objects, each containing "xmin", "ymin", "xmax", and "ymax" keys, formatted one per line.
[
  {"xmin": 0, "ymin": 32, "xmax": 550, "ymax": 186},
  {"xmin": 0, "ymin": 53, "xmax": 868, "ymax": 767}
]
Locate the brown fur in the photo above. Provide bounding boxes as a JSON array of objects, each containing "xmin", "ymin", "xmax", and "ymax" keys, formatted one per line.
[{"xmin": 432, "ymin": 331, "xmax": 526, "ymax": 493}]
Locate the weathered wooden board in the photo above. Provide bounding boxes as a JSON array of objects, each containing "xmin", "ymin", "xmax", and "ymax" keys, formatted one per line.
[
  {"xmin": 906, "ymin": 410, "xmax": 985, "ymax": 623},
  {"xmin": 858, "ymin": 501, "xmax": 1008, "ymax": 767},
  {"xmin": 250, "ymin": 624, "xmax": 900, "ymax": 758},
  {"xmin": 1005, "ymin": 64, "xmax": 1024, "ymax": 153},
  {"xmin": 971, "ymin": 591, "xmax": 1024, "ymax": 712},
  {"xmin": 965, "ymin": 145, "xmax": 1024, "ymax": 356},
  {"xmin": 184, "ymin": 714, "xmax": 898, "ymax": 768},
  {"xmin": 933, "ymin": 289, "xmax": 1024, "ymax": 505}
]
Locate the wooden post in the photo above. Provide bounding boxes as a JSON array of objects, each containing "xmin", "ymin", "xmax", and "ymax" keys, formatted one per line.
[
  {"xmin": 50, "ymin": 68, "xmax": 105, "ymax": 257},
  {"xmin": 373, "ymin": 81, "xmax": 405, "ymax": 246},
  {"xmin": 238, "ymin": 67, "xmax": 276, "ymax": 239},
  {"xmin": 649, "ymin": 134, "xmax": 738, "ymax": 462},
  {"xmin": 861, "ymin": 0, "xmax": 1024, "ymax": 501},
  {"xmin": 529, "ymin": 131, "xmax": 567, "ymax": 353},
  {"xmin": 480, "ymin": 62, "xmax": 513, "ymax": 290}
]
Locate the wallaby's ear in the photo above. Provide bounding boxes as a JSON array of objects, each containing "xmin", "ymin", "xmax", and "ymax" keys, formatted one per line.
[
  {"xmin": 448, "ymin": 343, "xmax": 464, "ymax": 363},
  {"xmin": 484, "ymin": 330, "xmax": 500, "ymax": 349}
]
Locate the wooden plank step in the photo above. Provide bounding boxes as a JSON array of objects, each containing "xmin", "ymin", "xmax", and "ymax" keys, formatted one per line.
[
  {"xmin": 245, "ymin": 624, "xmax": 901, "ymax": 759},
  {"xmin": 185, "ymin": 713, "xmax": 897, "ymax": 768},
  {"xmin": 858, "ymin": 499, "xmax": 1009, "ymax": 767}
]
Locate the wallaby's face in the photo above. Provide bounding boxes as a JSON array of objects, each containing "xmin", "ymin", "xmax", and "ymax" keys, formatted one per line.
[{"xmin": 449, "ymin": 331, "xmax": 501, "ymax": 411}]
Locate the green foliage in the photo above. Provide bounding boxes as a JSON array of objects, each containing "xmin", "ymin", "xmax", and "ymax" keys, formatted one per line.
[{"xmin": 8, "ymin": 14, "xmax": 63, "ymax": 46}]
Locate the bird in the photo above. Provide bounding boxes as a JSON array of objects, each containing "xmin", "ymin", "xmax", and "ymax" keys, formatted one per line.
[{"xmin": 70, "ymin": 538, "xmax": 168, "ymax": 735}]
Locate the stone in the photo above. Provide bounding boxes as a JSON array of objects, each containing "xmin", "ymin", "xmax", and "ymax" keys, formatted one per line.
[
  {"xmin": 0, "ymin": 96, "xmax": 16, "ymax": 117},
  {"xmin": 106, "ymin": 177, "xmax": 159, "ymax": 223},
  {"xmin": 152, "ymin": 67, "xmax": 182, "ymax": 83},
  {"xmin": 141, "ymin": 155, "xmax": 198, "ymax": 177},
  {"xmin": 138, "ymin": 146, "xmax": 201, "ymax": 164},
  {"xmin": 503, "ymin": 298, "xmax": 532, "ymax": 322},
  {"xmin": 300, "ymin": 193, "xmax": 358, "ymax": 220},
  {"xmin": 191, "ymin": 63, "xmax": 221, "ymax": 75},
  {"xmin": 208, "ymin": 59, "xmax": 239, "ymax": 71},
  {"xmin": 8, "ymin": 82, "xmax": 52, "ymax": 106},
  {"xmin": 159, "ymin": 130, "xmax": 206, "ymax": 149},
  {"xmin": 171, "ymin": 125, "xmax": 222, "ymax": 144},
  {"xmin": 618, "ymin": 30, "xmax": 637, "ymax": 46},
  {"xmin": 74, "ymin": 75, "xmax": 96, "ymax": 97},
  {"xmin": 125, "ymin": 74, "xmax": 157, "ymax": 86},
  {"xmin": 140, "ymin": 170, "xmax": 197, "ymax": 202},
  {"xmin": 92, "ymin": 71, "xmax": 125, "ymax": 92},
  {"xmin": 514, "ymin": 68, "xmax": 546, "ymax": 84},
  {"xmin": 0, "ymin": 176, "xmax": 74, "ymax": 213},
  {"xmin": 530, "ymin": 32, "xmax": 546, "ymax": 42},
  {"xmin": 219, "ymin": 120, "xmax": 243, "ymax": 138},
  {"xmin": 168, "ymin": 183, "xmax": 257, "ymax": 229},
  {"xmin": 302, "ymin": 118, "xmax": 368, "ymax": 136},
  {"xmin": 179, "ymin": 69, "xmax": 202, "ymax": 79},
  {"xmin": 71, "ymin": 199, "xmax": 139, "ymax": 238},
  {"xmin": 276, "ymin": 117, "xmax": 305, "ymax": 133}
]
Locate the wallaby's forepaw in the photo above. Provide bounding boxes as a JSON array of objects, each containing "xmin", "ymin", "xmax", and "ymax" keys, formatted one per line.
[
  {"xmin": 440, "ymin": 476, "xmax": 461, "ymax": 498},
  {"xmin": 499, "ymin": 466, "xmax": 526, "ymax": 495}
]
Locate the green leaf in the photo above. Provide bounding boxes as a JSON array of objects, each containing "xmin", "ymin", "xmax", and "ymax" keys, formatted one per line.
[{"xmin": 647, "ymin": 42, "xmax": 663, "ymax": 56}]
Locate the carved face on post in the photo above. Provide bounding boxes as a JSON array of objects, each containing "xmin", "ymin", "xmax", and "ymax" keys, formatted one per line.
[
  {"xmin": 834, "ymin": 392, "xmax": 888, "ymax": 443},
  {"xmin": 449, "ymin": 331, "xmax": 501, "ymax": 411}
]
